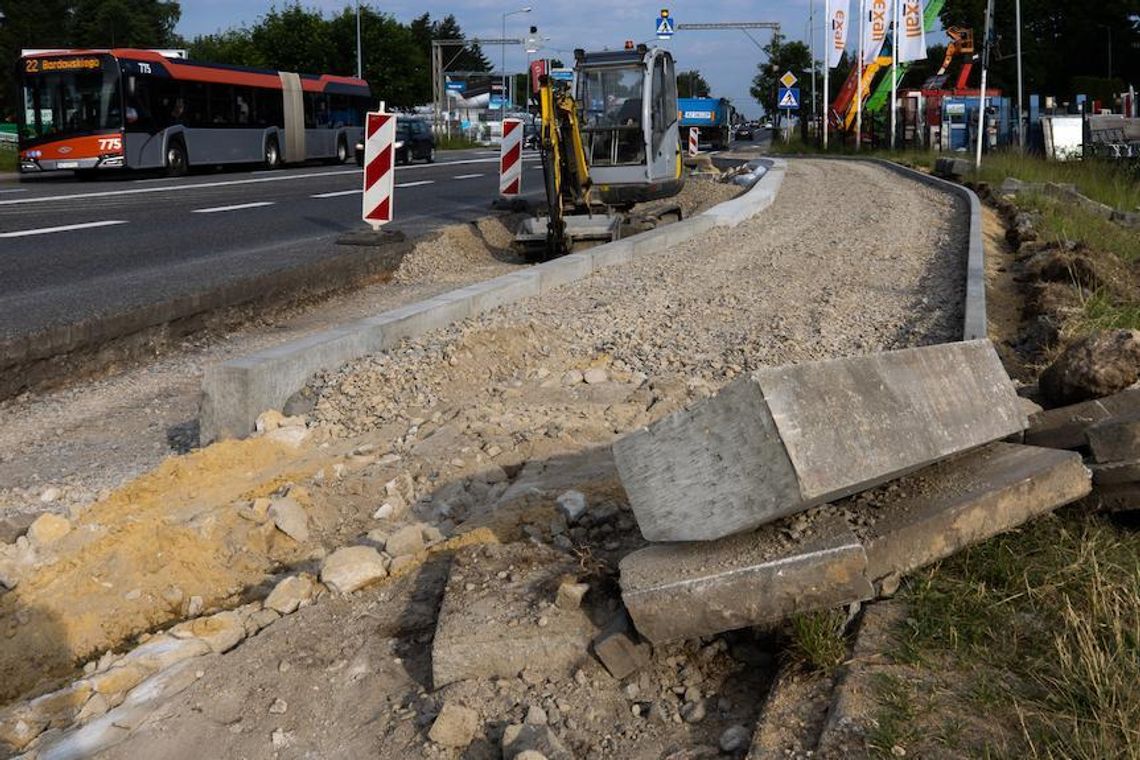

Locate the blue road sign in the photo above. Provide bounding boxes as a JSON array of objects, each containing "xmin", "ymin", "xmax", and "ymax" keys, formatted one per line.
[
  {"xmin": 777, "ymin": 87, "xmax": 800, "ymax": 110},
  {"xmin": 656, "ymin": 15, "xmax": 675, "ymax": 39}
]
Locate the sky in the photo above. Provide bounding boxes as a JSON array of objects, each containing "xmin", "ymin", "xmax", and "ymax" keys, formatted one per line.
[{"xmin": 177, "ymin": 0, "xmax": 825, "ymax": 118}]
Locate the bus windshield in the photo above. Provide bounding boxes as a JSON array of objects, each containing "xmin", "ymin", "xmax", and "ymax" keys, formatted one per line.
[{"xmin": 20, "ymin": 56, "xmax": 122, "ymax": 142}]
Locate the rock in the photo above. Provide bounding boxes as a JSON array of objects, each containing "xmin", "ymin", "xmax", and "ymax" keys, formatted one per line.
[
  {"xmin": 719, "ymin": 724, "xmax": 751, "ymax": 753},
  {"xmin": 264, "ymin": 574, "xmax": 318, "ymax": 615},
  {"xmin": 561, "ymin": 370, "xmax": 584, "ymax": 386},
  {"xmin": 502, "ymin": 723, "xmax": 573, "ymax": 760},
  {"xmin": 186, "ymin": 611, "xmax": 245, "ymax": 653},
  {"xmin": 268, "ymin": 698, "xmax": 288, "ymax": 715},
  {"xmin": 0, "ymin": 537, "xmax": 36, "ymax": 590},
  {"xmin": 428, "ymin": 703, "xmax": 479, "ymax": 748},
  {"xmin": 525, "ymin": 705, "xmax": 548, "ymax": 725},
  {"xmin": 256, "ymin": 410, "xmax": 287, "ymax": 433},
  {"xmin": 556, "ymin": 490, "xmax": 587, "ymax": 523},
  {"xmin": 39, "ymin": 487, "xmax": 62, "ymax": 504},
  {"xmin": 556, "ymin": 581, "xmax": 589, "ymax": 610},
  {"xmin": 681, "ymin": 700, "xmax": 706, "ymax": 723},
  {"xmin": 267, "ymin": 426, "xmax": 310, "ymax": 448},
  {"xmin": 26, "ymin": 513, "xmax": 72, "ymax": 546},
  {"xmin": 422, "ymin": 525, "xmax": 446, "ymax": 544},
  {"xmin": 385, "ymin": 524, "xmax": 425, "ymax": 557},
  {"xmin": 320, "ymin": 546, "xmax": 388, "ymax": 594},
  {"xmin": 516, "ymin": 752, "xmax": 550, "ymax": 760},
  {"xmin": 1087, "ymin": 416, "xmax": 1140, "ymax": 464},
  {"xmin": 1039, "ymin": 330, "xmax": 1140, "ymax": 407},
  {"xmin": 593, "ymin": 629, "xmax": 651, "ymax": 680},
  {"xmin": 186, "ymin": 596, "xmax": 204, "ymax": 617},
  {"xmin": 583, "ymin": 368, "xmax": 609, "ymax": 385},
  {"xmin": 268, "ymin": 498, "xmax": 309, "ymax": 544}
]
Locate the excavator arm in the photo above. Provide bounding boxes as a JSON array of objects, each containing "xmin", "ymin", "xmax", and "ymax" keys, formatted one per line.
[{"xmin": 536, "ymin": 74, "xmax": 594, "ymax": 260}]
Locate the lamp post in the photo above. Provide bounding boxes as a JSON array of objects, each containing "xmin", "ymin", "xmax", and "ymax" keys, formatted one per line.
[
  {"xmin": 502, "ymin": 6, "xmax": 532, "ymax": 127},
  {"xmin": 355, "ymin": 0, "xmax": 362, "ymax": 79}
]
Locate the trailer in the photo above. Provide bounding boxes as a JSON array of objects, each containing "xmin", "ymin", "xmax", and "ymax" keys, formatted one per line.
[{"xmin": 679, "ymin": 97, "xmax": 733, "ymax": 150}]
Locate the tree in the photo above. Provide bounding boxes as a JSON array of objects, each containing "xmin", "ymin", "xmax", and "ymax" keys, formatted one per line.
[
  {"xmin": 249, "ymin": 4, "xmax": 334, "ymax": 75},
  {"xmin": 188, "ymin": 29, "xmax": 264, "ymax": 67},
  {"xmin": 328, "ymin": 7, "xmax": 426, "ymax": 108},
  {"xmin": 750, "ymin": 33, "xmax": 812, "ymax": 120},
  {"xmin": 677, "ymin": 70, "xmax": 710, "ymax": 98}
]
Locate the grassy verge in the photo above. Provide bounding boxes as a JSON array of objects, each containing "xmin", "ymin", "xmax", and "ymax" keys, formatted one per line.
[
  {"xmin": 895, "ymin": 511, "xmax": 1140, "ymax": 759},
  {"xmin": 435, "ymin": 135, "xmax": 483, "ymax": 151},
  {"xmin": 767, "ymin": 133, "xmax": 937, "ymax": 170},
  {"xmin": 0, "ymin": 146, "xmax": 16, "ymax": 174},
  {"xmin": 787, "ymin": 609, "xmax": 849, "ymax": 672},
  {"xmin": 975, "ymin": 152, "xmax": 1140, "ymax": 212}
]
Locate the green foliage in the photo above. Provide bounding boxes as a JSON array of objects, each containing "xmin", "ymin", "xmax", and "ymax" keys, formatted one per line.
[
  {"xmin": 974, "ymin": 152, "xmax": 1140, "ymax": 213},
  {"xmin": 434, "ymin": 134, "xmax": 481, "ymax": 151},
  {"xmin": 677, "ymin": 70, "xmax": 710, "ymax": 98},
  {"xmin": 750, "ymin": 33, "xmax": 813, "ymax": 119},
  {"xmin": 0, "ymin": 144, "xmax": 16, "ymax": 173},
  {"xmin": 788, "ymin": 608, "xmax": 849, "ymax": 672}
]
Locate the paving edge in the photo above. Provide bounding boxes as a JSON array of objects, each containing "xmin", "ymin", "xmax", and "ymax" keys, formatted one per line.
[
  {"xmin": 198, "ymin": 160, "xmax": 788, "ymax": 443},
  {"xmin": 781, "ymin": 155, "xmax": 986, "ymax": 343}
]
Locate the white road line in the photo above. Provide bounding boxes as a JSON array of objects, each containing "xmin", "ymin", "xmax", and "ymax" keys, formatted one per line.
[
  {"xmin": 0, "ymin": 220, "xmax": 128, "ymax": 238},
  {"xmin": 0, "ymin": 188, "xmax": 28, "ymax": 194},
  {"xmin": 191, "ymin": 201, "xmax": 275, "ymax": 214},
  {"xmin": 395, "ymin": 180, "xmax": 434, "ymax": 188},
  {"xmin": 311, "ymin": 189, "xmax": 361, "ymax": 198},
  {"xmin": 453, "ymin": 173, "xmax": 484, "ymax": 180}
]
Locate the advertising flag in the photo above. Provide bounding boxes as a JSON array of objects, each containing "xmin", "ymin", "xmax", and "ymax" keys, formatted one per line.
[
  {"xmin": 827, "ymin": 3, "xmax": 849, "ymax": 68},
  {"xmin": 863, "ymin": 0, "xmax": 891, "ymax": 64},
  {"xmin": 896, "ymin": 0, "xmax": 926, "ymax": 63}
]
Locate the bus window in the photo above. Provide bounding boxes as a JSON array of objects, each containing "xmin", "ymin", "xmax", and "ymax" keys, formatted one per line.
[
  {"xmin": 209, "ymin": 84, "xmax": 233, "ymax": 125},
  {"xmin": 234, "ymin": 87, "xmax": 253, "ymax": 125},
  {"xmin": 184, "ymin": 82, "xmax": 208, "ymax": 127},
  {"xmin": 256, "ymin": 88, "xmax": 284, "ymax": 128},
  {"xmin": 306, "ymin": 93, "xmax": 331, "ymax": 128}
]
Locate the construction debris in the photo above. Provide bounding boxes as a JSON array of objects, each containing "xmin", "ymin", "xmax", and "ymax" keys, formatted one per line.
[{"xmin": 613, "ymin": 339, "xmax": 1026, "ymax": 542}]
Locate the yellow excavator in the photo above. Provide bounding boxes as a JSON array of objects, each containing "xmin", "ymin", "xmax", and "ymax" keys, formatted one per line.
[{"xmin": 515, "ymin": 44, "xmax": 685, "ymax": 261}]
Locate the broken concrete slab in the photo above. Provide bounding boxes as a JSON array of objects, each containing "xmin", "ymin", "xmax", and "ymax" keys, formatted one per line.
[
  {"xmin": 614, "ymin": 340, "xmax": 1025, "ymax": 542},
  {"xmin": 1087, "ymin": 415, "xmax": 1140, "ymax": 464},
  {"xmin": 1024, "ymin": 388, "xmax": 1140, "ymax": 450},
  {"xmin": 431, "ymin": 543, "xmax": 599, "ymax": 689},
  {"xmin": 1084, "ymin": 483, "xmax": 1140, "ymax": 513},
  {"xmin": 620, "ymin": 514, "xmax": 874, "ymax": 644},
  {"xmin": 592, "ymin": 628, "xmax": 651, "ymax": 680},
  {"xmin": 860, "ymin": 443, "xmax": 1091, "ymax": 586},
  {"xmin": 1091, "ymin": 460, "xmax": 1140, "ymax": 486}
]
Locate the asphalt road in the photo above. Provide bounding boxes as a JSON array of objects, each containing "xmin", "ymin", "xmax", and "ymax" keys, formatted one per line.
[{"xmin": 0, "ymin": 148, "xmax": 543, "ymax": 342}]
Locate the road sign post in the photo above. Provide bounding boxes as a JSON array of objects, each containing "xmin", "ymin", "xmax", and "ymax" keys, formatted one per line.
[
  {"xmin": 500, "ymin": 118, "xmax": 523, "ymax": 197},
  {"xmin": 362, "ymin": 111, "xmax": 396, "ymax": 231}
]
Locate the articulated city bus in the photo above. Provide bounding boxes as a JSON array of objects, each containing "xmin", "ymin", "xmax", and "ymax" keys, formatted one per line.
[{"xmin": 17, "ymin": 49, "xmax": 372, "ymax": 176}]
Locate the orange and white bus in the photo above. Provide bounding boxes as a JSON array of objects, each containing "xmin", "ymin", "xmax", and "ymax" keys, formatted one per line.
[{"xmin": 18, "ymin": 49, "xmax": 373, "ymax": 176}]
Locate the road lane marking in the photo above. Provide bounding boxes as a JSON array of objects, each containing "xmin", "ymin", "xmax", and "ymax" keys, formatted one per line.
[
  {"xmin": 0, "ymin": 220, "xmax": 128, "ymax": 238},
  {"xmin": 0, "ymin": 157, "xmax": 541, "ymax": 207},
  {"xmin": 311, "ymin": 189, "xmax": 361, "ymax": 198},
  {"xmin": 395, "ymin": 180, "xmax": 434, "ymax": 188},
  {"xmin": 453, "ymin": 173, "xmax": 483, "ymax": 180},
  {"xmin": 0, "ymin": 188, "xmax": 28, "ymax": 194},
  {"xmin": 191, "ymin": 201, "xmax": 276, "ymax": 214}
]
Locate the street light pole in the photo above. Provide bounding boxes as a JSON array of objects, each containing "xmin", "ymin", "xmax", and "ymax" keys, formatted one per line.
[
  {"xmin": 502, "ymin": 7, "xmax": 532, "ymax": 129},
  {"xmin": 355, "ymin": 0, "xmax": 362, "ymax": 79},
  {"xmin": 1016, "ymin": 0, "xmax": 1024, "ymax": 150}
]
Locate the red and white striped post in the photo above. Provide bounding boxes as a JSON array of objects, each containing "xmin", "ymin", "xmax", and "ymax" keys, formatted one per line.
[
  {"xmin": 362, "ymin": 111, "xmax": 396, "ymax": 231},
  {"xmin": 500, "ymin": 118, "xmax": 523, "ymax": 198},
  {"xmin": 688, "ymin": 127, "xmax": 700, "ymax": 157}
]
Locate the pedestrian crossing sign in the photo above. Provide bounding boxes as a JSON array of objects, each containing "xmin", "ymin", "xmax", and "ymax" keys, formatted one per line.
[
  {"xmin": 656, "ymin": 10, "xmax": 675, "ymax": 39},
  {"xmin": 778, "ymin": 87, "xmax": 800, "ymax": 109}
]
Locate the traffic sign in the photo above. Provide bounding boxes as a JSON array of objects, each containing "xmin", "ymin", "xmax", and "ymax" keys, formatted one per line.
[
  {"xmin": 362, "ymin": 112, "xmax": 396, "ymax": 230},
  {"xmin": 777, "ymin": 87, "xmax": 800, "ymax": 109},
  {"xmin": 779, "ymin": 70, "xmax": 798, "ymax": 89},
  {"xmin": 656, "ymin": 9, "xmax": 675, "ymax": 39}
]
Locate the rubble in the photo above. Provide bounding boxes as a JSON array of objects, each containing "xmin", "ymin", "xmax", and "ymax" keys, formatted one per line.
[
  {"xmin": 1038, "ymin": 329, "xmax": 1140, "ymax": 407},
  {"xmin": 1025, "ymin": 387, "xmax": 1140, "ymax": 449},
  {"xmin": 427, "ymin": 702, "xmax": 479, "ymax": 748},
  {"xmin": 267, "ymin": 497, "xmax": 309, "ymax": 543},
  {"xmin": 319, "ymin": 546, "xmax": 389, "ymax": 594}
]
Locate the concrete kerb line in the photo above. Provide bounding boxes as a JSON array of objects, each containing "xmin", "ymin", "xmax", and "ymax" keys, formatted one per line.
[{"xmin": 199, "ymin": 162, "xmax": 788, "ymax": 442}]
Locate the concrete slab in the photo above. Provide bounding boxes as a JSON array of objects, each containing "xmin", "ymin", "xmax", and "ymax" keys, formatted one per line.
[
  {"xmin": 613, "ymin": 340, "xmax": 1026, "ymax": 542},
  {"xmin": 1085, "ymin": 483, "xmax": 1140, "ymax": 513},
  {"xmin": 431, "ymin": 542, "xmax": 599, "ymax": 688},
  {"xmin": 629, "ymin": 216, "xmax": 716, "ymax": 259},
  {"xmin": 588, "ymin": 239, "xmax": 635, "ymax": 270},
  {"xmin": 1024, "ymin": 388, "xmax": 1140, "ymax": 450},
  {"xmin": 1087, "ymin": 415, "xmax": 1140, "ymax": 463},
  {"xmin": 453, "ymin": 270, "xmax": 541, "ymax": 315},
  {"xmin": 703, "ymin": 159, "xmax": 786, "ymax": 228},
  {"xmin": 619, "ymin": 513, "xmax": 874, "ymax": 643},
  {"xmin": 1090, "ymin": 460, "xmax": 1140, "ymax": 486},
  {"xmin": 362, "ymin": 292, "xmax": 474, "ymax": 347},
  {"xmin": 861, "ymin": 443, "xmax": 1091, "ymax": 585}
]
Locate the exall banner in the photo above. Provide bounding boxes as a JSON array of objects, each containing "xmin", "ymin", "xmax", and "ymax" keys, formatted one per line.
[
  {"xmin": 863, "ymin": 0, "xmax": 891, "ymax": 63},
  {"xmin": 828, "ymin": 3, "xmax": 849, "ymax": 68},
  {"xmin": 896, "ymin": 0, "xmax": 926, "ymax": 62}
]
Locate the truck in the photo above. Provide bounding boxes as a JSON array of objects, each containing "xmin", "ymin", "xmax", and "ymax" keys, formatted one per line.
[{"xmin": 678, "ymin": 97, "xmax": 734, "ymax": 150}]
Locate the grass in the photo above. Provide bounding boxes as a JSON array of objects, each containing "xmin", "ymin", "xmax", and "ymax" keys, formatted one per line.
[
  {"xmin": 767, "ymin": 132, "xmax": 937, "ymax": 170},
  {"xmin": 1016, "ymin": 192, "xmax": 1140, "ymax": 266},
  {"xmin": 0, "ymin": 145, "xmax": 16, "ymax": 174},
  {"xmin": 974, "ymin": 151, "xmax": 1140, "ymax": 212},
  {"xmin": 787, "ymin": 608, "xmax": 849, "ymax": 672},
  {"xmin": 867, "ymin": 672, "xmax": 921, "ymax": 757},
  {"xmin": 435, "ymin": 135, "xmax": 483, "ymax": 151},
  {"xmin": 896, "ymin": 511, "xmax": 1140, "ymax": 759}
]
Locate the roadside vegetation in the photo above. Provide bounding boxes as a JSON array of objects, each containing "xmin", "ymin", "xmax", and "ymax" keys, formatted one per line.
[
  {"xmin": 0, "ymin": 145, "xmax": 16, "ymax": 174},
  {"xmin": 435, "ymin": 135, "xmax": 484, "ymax": 151}
]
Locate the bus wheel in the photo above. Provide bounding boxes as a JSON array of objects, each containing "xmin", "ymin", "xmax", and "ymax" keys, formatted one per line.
[
  {"xmin": 335, "ymin": 138, "xmax": 348, "ymax": 164},
  {"xmin": 165, "ymin": 140, "xmax": 188, "ymax": 177},
  {"xmin": 264, "ymin": 139, "xmax": 281, "ymax": 169}
]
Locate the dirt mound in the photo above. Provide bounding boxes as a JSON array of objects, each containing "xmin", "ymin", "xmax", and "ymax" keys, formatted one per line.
[{"xmin": 395, "ymin": 216, "xmax": 523, "ymax": 285}]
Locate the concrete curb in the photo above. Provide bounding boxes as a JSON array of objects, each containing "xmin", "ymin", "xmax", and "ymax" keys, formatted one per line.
[
  {"xmin": 199, "ymin": 164, "xmax": 788, "ymax": 442},
  {"xmin": 780, "ymin": 155, "xmax": 986, "ymax": 342}
]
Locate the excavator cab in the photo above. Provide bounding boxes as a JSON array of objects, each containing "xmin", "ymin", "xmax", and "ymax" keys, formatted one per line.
[{"xmin": 574, "ymin": 45, "xmax": 684, "ymax": 208}]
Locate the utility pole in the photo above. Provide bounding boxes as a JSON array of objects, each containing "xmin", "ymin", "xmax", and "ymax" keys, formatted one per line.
[
  {"xmin": 823, "ymin": 0, "xmax": 830, "ymax": 149},
  {"xmin": 1016, "ymin": 0, "xmax": 1024, "ymax": 150},
  {"xmin": 975, "ymin": 0, "xmax": 994, "ymax": 169},
  {"xmin": 856, "ymin": 0, "xmax": 865, "ymax": 150},
  {"xmin": 890, "ymin": 0, "xmax": 898, "ymax": 150},
  {"xmin": 502, "ymin": 7, "xmax": 532, "ymax": 128},
  {"xmin": 810, "ymin": 0, "xmax": 817, "ymax": 138},
  {"xmin": 355, "ymin": 0, "xmax": 362, "ymax": 79}
]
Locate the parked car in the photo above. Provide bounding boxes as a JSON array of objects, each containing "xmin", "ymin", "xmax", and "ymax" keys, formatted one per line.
[
  {"xmin": 735, "ymin": 125, "xmax": 754, "ymax": 141},
  {"xmin": 356, "ymin": 117, "xmax": 436, "ymax": 166}
]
